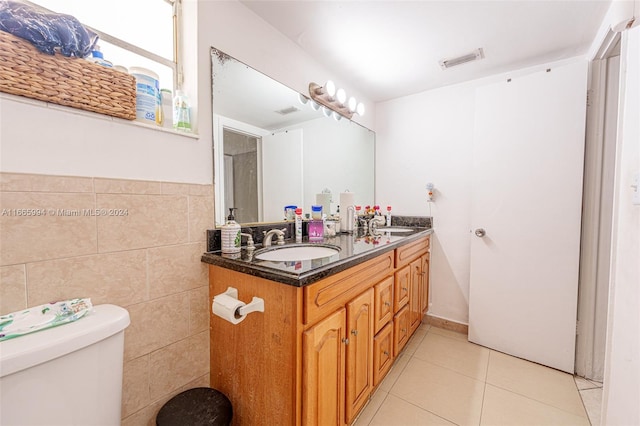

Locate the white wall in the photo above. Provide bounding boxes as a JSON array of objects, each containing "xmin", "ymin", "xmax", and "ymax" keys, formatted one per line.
[{"xmin": 376, "ymin": 83, "xmax": 474, "ymax": 322}]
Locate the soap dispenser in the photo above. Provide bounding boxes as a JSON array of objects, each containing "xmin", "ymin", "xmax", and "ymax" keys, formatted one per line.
[{"xmin": 221, "ymin": 208, "xmax": 241, "ymax": 254}]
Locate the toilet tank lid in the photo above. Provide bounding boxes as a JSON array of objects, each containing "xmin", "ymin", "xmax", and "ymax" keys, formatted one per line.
[{"xmin": 0, "ymin": 304, "xmax": 130, "ymax": 378}]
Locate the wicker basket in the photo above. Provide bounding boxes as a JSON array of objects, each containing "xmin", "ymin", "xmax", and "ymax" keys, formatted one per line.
[{"xmin": 0, "ymin": 30, "xmax": 136, "ymax": 120}]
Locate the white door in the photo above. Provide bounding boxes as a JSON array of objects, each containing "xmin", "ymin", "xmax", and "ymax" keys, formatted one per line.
[
  {"xmin": 261, "ymin": 129, "xmax": 304, "ymax": 222},
  {"xmin": 468, "ymin": 61, "xmax": 588, "ymax": 373}
]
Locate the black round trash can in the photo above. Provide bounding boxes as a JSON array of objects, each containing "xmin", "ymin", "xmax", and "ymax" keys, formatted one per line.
[{"xmin": 156, "ymin": 387, "xmax": 233, "ymax": 426}]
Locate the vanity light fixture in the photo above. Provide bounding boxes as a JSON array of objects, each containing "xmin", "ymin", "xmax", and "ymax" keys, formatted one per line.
[
  {"xmin": 348, "ymin": 96, "xmax": 357, "ymax": 113},
  {"xmin": 308, "ymin": 80, "xmax": 364, "ymax": 119}
]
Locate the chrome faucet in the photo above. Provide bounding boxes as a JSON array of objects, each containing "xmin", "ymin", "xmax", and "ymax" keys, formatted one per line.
[
  {"xmin": 263, "ymin": 228, "xmax": 287, "ymax": 247},
  {"xmin": 240, "ymin": 233, "xmax": 255, "ymax": 251},
  {"xmin": 368, "ymin": 216, "xmax": 386, "ymax": 235}
]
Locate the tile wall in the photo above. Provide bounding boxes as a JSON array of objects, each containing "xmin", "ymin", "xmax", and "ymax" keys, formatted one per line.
[{"xmin": 0, "ymin": 172, "xmax": 214, "ymax": 426}]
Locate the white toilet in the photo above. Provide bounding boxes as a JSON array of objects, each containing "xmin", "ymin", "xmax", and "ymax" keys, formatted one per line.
[{"xmin": 0, "ymin": 304, "xmax": 130, "ymax": 425}]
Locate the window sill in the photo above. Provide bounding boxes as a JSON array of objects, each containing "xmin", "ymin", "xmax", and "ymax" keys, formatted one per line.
[{"xmin": 0, "ymin": 92, "xmax": 199, "ymax": 140}]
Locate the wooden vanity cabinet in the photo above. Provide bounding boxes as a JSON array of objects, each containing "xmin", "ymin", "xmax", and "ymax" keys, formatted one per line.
[
  {"xmin": 373, "ymin": 322, "xmax": 394, "ymax": 386},
  {"xmin": 208, "ymin": 235, "xmax": 431, "ymax": 426},
  {"xmin": 409, "ymin": 257, "xmax": 423, "ymax": 334},
  {"xmin": 303, "ymin": 308, "xmax": 347, "ymax": 426},
  {"xmin": 420, "ymin": 251, "xmax": 430, "ymax": 316},
  {"xmin": 393, "ymin": 304, "xmax": 410, "ymax": 355},
  {"xmin": 345, "ymin": 288, "xmax": 374, "ymax": 424},
  {"xmin": 373, "ymin": 276, "xmax": 394, "ymax": 334},
  {"xmin": 394, "ymin": 235, "xmax": 431, "ymax": 353},
  {"xmin": 394, "ymin": 266, "xmax": 410, "ymax": 312}
]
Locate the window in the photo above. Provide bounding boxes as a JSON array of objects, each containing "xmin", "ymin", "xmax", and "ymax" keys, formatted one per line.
[{"xmin": 26, "ymin": 0, "xmax": 180, "ymax": 92}]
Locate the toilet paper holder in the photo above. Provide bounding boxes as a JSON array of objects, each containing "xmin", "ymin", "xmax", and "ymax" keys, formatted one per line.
[{"xmin": 216, "ymin": 287, "xmax": 265, "ymax": 317}]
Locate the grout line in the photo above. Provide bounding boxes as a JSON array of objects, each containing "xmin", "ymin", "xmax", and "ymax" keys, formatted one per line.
[
  {"xmin": 487, "ymin": 381, "xmax": 590, "ymax": 419},
  {"xmin": 478, "ymin": 380, "xmax": 488, "ymax": 426}
]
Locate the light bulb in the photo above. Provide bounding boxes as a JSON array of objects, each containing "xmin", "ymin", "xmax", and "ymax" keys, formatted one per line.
[
  {"xmin": 322, "ymin": 106, "xmax": 332, "ymax": 117},
  {"xmin": 298, "ymin": 94, "xmax": 309, "ymax": 105},
  {"xmin": 325, "ymin": 80, "xmax": 336, "ymax": 98},
  {"xmin": 348, "ymin": 97, "xmax": 357, "ymax": 112},
  {"xmin": 332, "ymin": 111, "xmax": 342, "ymax": 121},
  {"xmin": 356, "ymin": 102, "xmax": 365, "ymax": 116},
  {"xmin": 336, "ymin": 88, "xmax": 347, "ymax": 105},
  {"xmin": 310, "ymin": 100, "xmax": 321, "ymax": 111}
]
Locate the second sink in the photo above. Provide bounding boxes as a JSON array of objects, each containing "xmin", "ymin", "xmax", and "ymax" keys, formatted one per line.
[{"xmin": 255, "ymin": 244, "xmax": 341, "ymax": 262}]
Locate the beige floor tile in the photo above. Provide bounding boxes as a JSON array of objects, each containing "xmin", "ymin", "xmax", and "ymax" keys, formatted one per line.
[
  {"xmin": 403, "ymin": 326, "xmax": 429, "ymax": 356},
  {"xmin": 378, "ymin": 353, "xmax": 410, "ymax": 392},
  {"xmin": 574, "ymin": 375, "xmax": 600, "ymax": 391},
  {"xmin": 580, "ymin": 388, "xmax": 603, "ymax": 426},
  {"xmin": 390, "ymin": 357, "xmax": 484, "ymax": 425},
  {"xmin": 369, "ymin": 394, "xmax": 456, "ymax": 426},
  {"xmin": 487, "ymin": 351, "xmax": 588, "ymax": 418},
  {"xmin": 481, "ymin": 384, "xmax": 590, "ymax": 426},
  {"xmin": 353, "ymin": 389, "xmax": 388, "ymax": 426},
  {"xmin": 413, "ymin": 332, "xmax": 490, "ymax": 380},
  {"xmin": 428, "ymin": 326, "xmax": 469, "ymax": 341}
]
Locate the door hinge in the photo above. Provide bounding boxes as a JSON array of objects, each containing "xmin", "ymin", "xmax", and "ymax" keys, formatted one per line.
[{"xmin": 586, "ymin": 90, "xmax": 593, "ymax": 107}]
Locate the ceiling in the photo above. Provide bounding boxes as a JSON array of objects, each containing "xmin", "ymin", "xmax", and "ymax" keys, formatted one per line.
[{"xmin": 240, "ymin": 0, "xmax": 612, "ymax": 103}]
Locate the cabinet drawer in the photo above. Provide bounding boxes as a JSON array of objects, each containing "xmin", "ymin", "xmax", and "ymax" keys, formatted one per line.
[
  {"xmin": 393, "ymin": 305, "xmax": 410, "ymax": 356},
  {"xmin": 395, "ymin": 236, "xmax": 430, "ymax": 269},
  {"xmin": 304, "ymin": 251, "xmax": 394, "ymax": 326},
  {"xmin": 373, "ymin": 322, "xmax": 394, "ymax": 387},
  {"xmin": 394, "ymin": 265, "xmax": 410, "ymax": 313},
  {"xmin": 374, "ymin": 275, "xmax": 394, "ymax": 334}
]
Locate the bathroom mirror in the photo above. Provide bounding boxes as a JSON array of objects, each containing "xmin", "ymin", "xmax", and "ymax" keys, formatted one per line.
[{"xmin": 211, "ymin": 47, "xmax": 375, "ymax": 226}]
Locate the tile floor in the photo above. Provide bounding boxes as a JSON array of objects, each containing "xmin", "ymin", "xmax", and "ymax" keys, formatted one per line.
[{"xmin": 354, "ymin": 324, "xmax": 602, "ymax": 426}]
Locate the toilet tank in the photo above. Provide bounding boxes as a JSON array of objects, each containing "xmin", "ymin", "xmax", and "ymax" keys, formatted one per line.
[{"xmin": 0, "ymin": 304, "xmax": 130, "ymax": 425}]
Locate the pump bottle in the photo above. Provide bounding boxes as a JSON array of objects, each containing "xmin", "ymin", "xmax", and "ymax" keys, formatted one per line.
[{"xmin": 221, "ymin": 208, "xmax": 241, "ymax": 254}]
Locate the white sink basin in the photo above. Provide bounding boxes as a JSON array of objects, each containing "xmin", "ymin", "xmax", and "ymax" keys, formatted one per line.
[
  {"xmin": 376, "ymin": 227, "xmax": 414, "ymax": 233},
  {"xmin": 255, "ymin": 244, "xmax": 341, "ymax": 262}
]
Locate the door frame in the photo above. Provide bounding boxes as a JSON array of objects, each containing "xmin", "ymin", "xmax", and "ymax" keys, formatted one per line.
[{"xmin": 576, "ymin": 29, "xmax": 621, "ymax": 381}]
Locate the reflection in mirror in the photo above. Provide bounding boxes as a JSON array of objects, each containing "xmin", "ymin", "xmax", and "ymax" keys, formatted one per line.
[{"xmin": 211, "ymin": 47, "xmax": 375, "ymax": 227}]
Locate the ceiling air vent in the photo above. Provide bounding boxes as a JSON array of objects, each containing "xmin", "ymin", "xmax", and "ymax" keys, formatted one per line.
[
  {"xmin": 275, "ymin": 106, "xmax": 300, "ymax": 115},
  {"xmin": 439, "ymin": 48, "xmax": 484, "ymax": 70}
]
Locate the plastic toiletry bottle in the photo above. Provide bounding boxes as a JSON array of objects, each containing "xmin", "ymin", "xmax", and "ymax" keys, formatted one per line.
[
  {"xmin": 386, "ymin": 206, "xmax": 392, "ymax": 226},
  {"xmin": 173, "ymin": 90, "xmax": 192, "ymax": 132},
  {"xmin": 311, "ymin": 205, "xmax": 322, "ymax": 220},
  {"xmin": 295, "ymin": 208, "xmax": 303, "ymax": 243},
  {"xmin": 221, "ymin": 208, "xmax": 241, "ymax": 254},
  {"xmin": 160, "ymin": 89, "xmax": 173, "ymax": 129},
  {"xmin": 87, "ymin": 45, "xmax": 112, "ymax": 67}
]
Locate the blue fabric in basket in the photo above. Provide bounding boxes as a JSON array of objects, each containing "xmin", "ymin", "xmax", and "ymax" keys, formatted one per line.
[{"xmin": 0, "ymin": 0, "xmax": 97, "ymax": 57}]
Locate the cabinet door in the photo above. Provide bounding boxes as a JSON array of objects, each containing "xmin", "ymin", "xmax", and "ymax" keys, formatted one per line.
[
  {"xmin": 345, "ymin": 288, "xmax": 374, "ymax": 425},
  {"xmin": 303, "ymin": 308, "xmax": 347, "ymax": 426},
  {"xmin": 374, "ymin": 276, "xmax": 394, "ymax": 334},
  {"xmin": 409, "ymin": 258, "xmax": 422, "ymax": 334},
  {"xmin": 373, "ymin": 322, "xmax": 394, "ymax": 387},
  {"xmin": 420, "ymin": 252, "xmax": 430, "ymax": 315},
  {"xmin": 394, "ymin": 265, "xmax": 410, "ymax": 313},
  {"xmin": 393, "ymin": 305, "xmax": 410, "ymax": 356}
]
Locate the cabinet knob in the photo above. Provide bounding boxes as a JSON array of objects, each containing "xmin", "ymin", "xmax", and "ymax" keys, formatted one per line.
[
  {"xmin": 401, "ymin": 328, "xmax": 407, "ymax": 333},
  {"xmin": 383, "ymin": 351, "xmax": 390, "ymax": 356},
  {"xmin": 402, "ymin": 287, "xmax": 408, "ymax": 291},
  {"xmin": 384, "ymin": 301, "xmax": 391, "ymax": 307},
  {"xmin": 342, "ymin": 338, "xmax": 350, "ymax": 345},
  {"xmin": 351, "ymin": 329, "xmax": 358, "ymax": 336}
]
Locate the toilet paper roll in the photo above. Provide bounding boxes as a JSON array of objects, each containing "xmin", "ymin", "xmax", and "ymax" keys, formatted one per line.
[{"xmin": 212, "ymin": 293, "xmax": 247, "ymax": 325}]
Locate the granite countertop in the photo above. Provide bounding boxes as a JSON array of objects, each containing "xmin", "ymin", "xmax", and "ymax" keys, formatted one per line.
[{"xmin": 201, "ymin": 226, "xmax": 433, "ymax": 287}]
